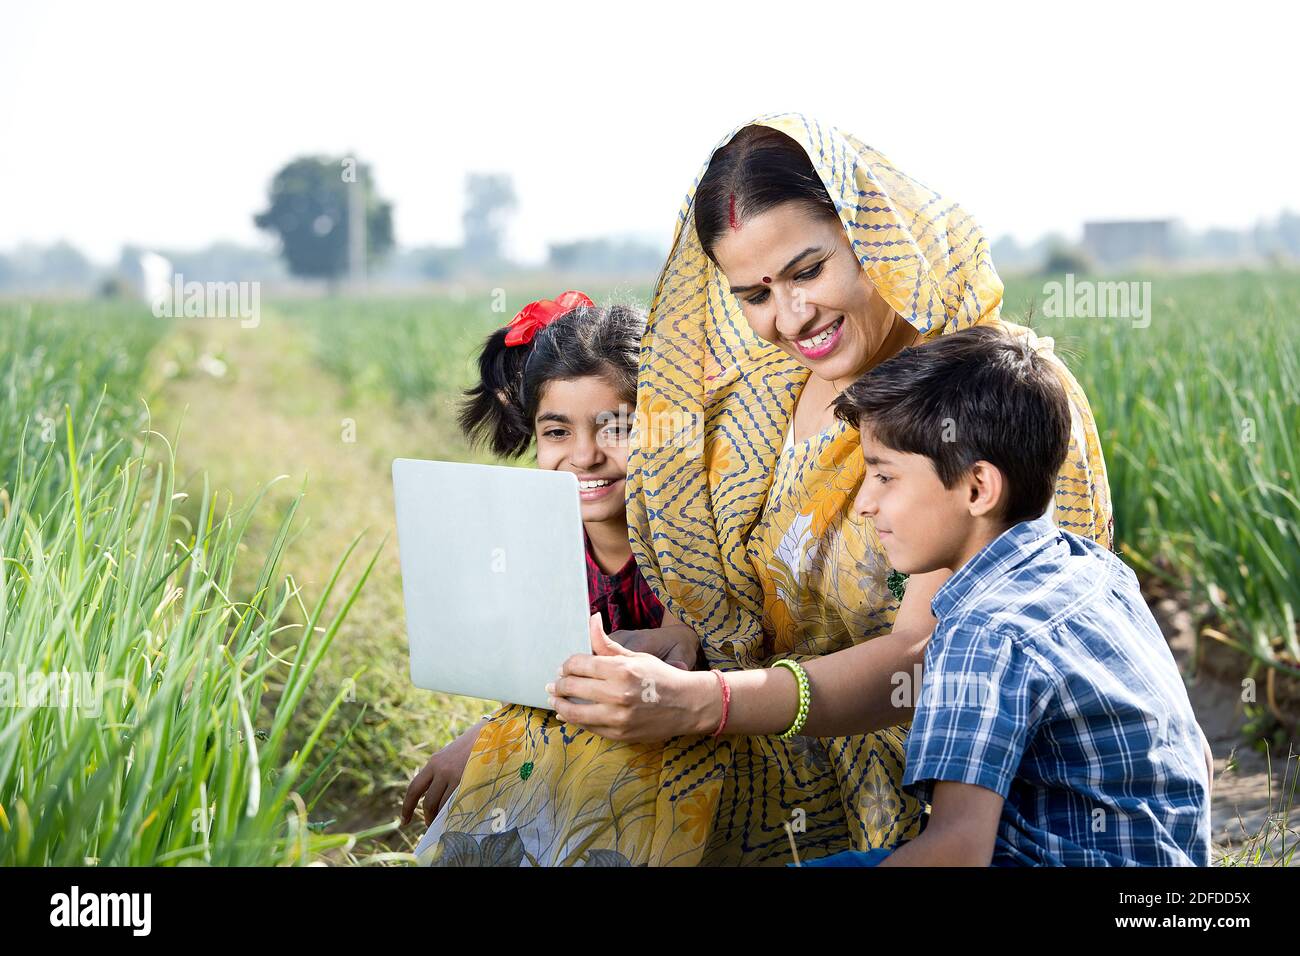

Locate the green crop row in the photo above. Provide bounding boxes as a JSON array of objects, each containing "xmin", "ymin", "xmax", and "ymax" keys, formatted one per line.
[{"xmin": 0, "ymin": 303, "xmax": 372, "ymax": 864}]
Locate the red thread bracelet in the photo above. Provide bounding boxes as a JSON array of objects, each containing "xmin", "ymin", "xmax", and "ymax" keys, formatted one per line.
[{"xmin": 711, "ymin": 670, "xmax": 731, "ymax": 737}]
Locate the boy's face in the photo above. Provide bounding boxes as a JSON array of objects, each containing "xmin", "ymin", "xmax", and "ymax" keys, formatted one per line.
[
  {"xmin": 852, "ymin": 427, "xmax": 976, "ymax": 575},
  {"xmin": 534, "ymin": 375, "xmax": 633, "ymax": 526}
]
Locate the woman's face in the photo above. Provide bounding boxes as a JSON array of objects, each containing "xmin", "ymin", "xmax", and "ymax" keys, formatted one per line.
[
  {"xmin": 533, "ymin": 375, "xmax": 633, "ymax": 526},
  {"xmin": 711, "ymin": 201, "xmax": 900, "ymax": 385}
]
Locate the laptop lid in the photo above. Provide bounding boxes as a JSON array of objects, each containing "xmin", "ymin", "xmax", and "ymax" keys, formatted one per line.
[{"xmin": 392, "ymin": 458, "xmax": 591, "ymax": 710}]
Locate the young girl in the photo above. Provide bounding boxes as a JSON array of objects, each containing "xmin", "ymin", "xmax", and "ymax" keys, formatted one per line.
[{"xmin": 400, "ymin": 291, "xmax": 701, "ymax": 832}]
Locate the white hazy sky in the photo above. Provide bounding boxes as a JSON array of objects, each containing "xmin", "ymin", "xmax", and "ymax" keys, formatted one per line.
[{"xmin": 2, "ymin": 0, "xmax": 1296, "ymax": 264}]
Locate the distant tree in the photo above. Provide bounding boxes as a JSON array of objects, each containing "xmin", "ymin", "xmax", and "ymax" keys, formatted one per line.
[
  {"xmin": 98, "ymin": 274, "xmax": 133, "ymax": 299},
  {"xmin": 1040, "ymin": 244, "xmax": 1093, "ymax": 276},
  {"xmin": 413, "ymin": 245, "xmax": 463, "ymax": 280},
  {"xmin": 254, "ymin": 156, "xmax": 393, "ymax": 282},
  {"xmin": 461, "ymin": 173, "xmax": 517, "ymax": 268}
]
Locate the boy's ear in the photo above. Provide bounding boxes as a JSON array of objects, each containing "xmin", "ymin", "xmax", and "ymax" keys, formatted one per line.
[{"xmin": 965, "ymin": 460, "xmax": 1007, "ymax": 519}]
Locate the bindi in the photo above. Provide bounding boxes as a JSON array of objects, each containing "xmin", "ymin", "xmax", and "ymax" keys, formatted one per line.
[{"xmin": 762, "ymin": 276, "xmax": 771, "ymax": 284}]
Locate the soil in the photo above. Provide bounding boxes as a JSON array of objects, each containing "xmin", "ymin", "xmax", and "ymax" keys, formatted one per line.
[{"xmin": 1148, "ymin": 585, "xmax": 1299, "ymax": 865}]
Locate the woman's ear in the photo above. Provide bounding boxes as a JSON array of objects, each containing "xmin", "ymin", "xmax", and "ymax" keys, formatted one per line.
[{"xmin": 965, "ymin": 460, "xmax": 1007, "ymax": 519}]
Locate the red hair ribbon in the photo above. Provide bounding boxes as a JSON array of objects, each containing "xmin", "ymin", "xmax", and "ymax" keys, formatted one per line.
[{"xmin": 503, "ymin": 290, "xmax": 595, "ymax": 347}]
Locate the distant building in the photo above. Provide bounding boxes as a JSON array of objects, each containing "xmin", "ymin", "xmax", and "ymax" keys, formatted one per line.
[{"xmin": 1082, "ymin": 220, "xmax": 1173, "ymax": 267}]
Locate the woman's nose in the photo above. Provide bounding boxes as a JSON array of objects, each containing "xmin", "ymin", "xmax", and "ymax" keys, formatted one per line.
[{"xmin": 773, "ymin": 287, "xmax": 815, "ymax": 339}]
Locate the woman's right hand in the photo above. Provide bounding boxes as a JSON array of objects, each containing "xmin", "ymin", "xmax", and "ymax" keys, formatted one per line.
[
  {"xmin": 400, "ymin": 719, "xmax": 487, "ymax": 827},
  {"xmin": 550, "ymin": 615, "xmax": 720, "ymax": 742}
]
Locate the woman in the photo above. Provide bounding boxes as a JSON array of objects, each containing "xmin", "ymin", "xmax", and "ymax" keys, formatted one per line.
[{"xmin": 422, "ymin": 113, "xmax": 1112, "ymax": 866}]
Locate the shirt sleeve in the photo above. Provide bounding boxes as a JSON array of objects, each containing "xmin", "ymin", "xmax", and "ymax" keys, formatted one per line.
[{"xmin": 902, "ymin": 620, "xmax": 1053, "ymax": 803}]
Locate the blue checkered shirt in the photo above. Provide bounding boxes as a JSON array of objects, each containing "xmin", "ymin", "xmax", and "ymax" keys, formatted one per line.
[{"xmin": 902, "ymin": 516, "xmax": 1211, "ymax": 866}]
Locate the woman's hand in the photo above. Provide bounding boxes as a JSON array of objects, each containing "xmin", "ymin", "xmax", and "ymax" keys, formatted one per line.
[
  {"xmin": 400, "ymin": 719, "xmax": 487, "ymax": 827},
  {"xmin": 548, "ymin": 614, "xmax": 719, "ymax": 742}
]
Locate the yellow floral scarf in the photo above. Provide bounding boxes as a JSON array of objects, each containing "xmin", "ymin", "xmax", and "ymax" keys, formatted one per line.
[{"xmin": 423, "ymin": 112, "xmax": 1112, "ymax": 867}]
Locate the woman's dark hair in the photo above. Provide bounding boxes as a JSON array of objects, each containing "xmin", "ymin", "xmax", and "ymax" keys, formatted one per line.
[
  {"xmin": 694, "ymin": 125, "xmax": 840, "ymax": 264},
  {"xmin": 832, "ymin": 326, "xmax": 1073, "ymax": 525},
  {"xmin": 458, "ymin": 303, "xmax": 646, "ymax": 459}
]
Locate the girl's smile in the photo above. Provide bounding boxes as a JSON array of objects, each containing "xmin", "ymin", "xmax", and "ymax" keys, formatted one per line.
[{"xmin": 577, "ymin": 476, "xmax": 623, "ymax": 502}]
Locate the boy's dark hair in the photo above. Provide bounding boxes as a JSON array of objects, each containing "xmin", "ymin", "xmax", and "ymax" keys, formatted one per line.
[
  {"xmin": 694, "ymin": 125, "xmax": 840, "ymax": 265},
  {"xmin": 832, "ymin": 325, "xmax": 1073, "ymax": 525},
  {"xmin": 458, "ymin": 303, "xmax": 646, "ymax": 459}
]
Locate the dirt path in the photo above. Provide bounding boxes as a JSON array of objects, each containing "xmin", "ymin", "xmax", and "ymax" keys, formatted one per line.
[
  {"xmin": 1154, "ymin": 595, "xmax": 1299, "ymax": 864},
  {"xmin": 148, "ymin": 309, "xmax": 482, "ymax": 845}
]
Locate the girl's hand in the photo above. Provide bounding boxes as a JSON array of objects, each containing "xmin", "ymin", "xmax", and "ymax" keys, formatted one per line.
[
  {"xmin": 610, "ymin": 621, "xmax": 700, "ymax": 670},
  {"xmin": 400, "ymin": 719, "xmax": 487, "ymax": 827},
  {"xmin": 548, "ymin": 614, "xmax": 719, "ymax": 742}
]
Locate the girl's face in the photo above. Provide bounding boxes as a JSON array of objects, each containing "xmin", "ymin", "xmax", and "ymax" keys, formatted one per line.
[
  {"xmin": 534, "ymin": 375, "xmax": 633, "ymax": 526},
  {"xmin": 710, "ymin": 201, "xmax": 899, "ymax": 386}
]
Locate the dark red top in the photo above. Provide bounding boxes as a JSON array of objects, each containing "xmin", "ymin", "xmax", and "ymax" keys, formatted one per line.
[{"xmin": 584, "ymin": 531, "xmax": 665, "ymax": 634}]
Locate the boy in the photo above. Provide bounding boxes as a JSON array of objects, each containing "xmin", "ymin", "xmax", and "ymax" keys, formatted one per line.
[{"xmin": 820, "ymin": 325, "xmax": 1211, "ymax": 866}]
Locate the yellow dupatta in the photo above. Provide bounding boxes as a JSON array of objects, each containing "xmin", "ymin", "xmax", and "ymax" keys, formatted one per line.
[{"xmin": 425, "ymin": 113, "xmax": 1112, "ymax": 867}]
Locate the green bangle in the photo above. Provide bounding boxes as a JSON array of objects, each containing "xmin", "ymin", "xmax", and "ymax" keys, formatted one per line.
[{"xmin": 771, "ymin": 659, "xmax": 811, "ymax": 739}]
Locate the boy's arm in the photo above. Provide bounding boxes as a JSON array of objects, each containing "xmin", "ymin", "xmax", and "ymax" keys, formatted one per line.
[
  {"xmin": 884, "ymin": 617, "xmax": 1043, "ymax": 867},
  {"xmin": 879, "ymin": 781, "xmax": 1004, "ymax": 866}
]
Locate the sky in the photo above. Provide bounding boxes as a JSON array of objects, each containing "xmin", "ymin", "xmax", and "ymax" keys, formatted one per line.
[{"xmin": 2, "ymin": 0, "xmax": 1296, "ymax": 265}]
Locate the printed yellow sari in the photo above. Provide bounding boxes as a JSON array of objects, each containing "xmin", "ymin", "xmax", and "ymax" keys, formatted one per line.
[{"xmin": 421, "ymin": 112, "xmax": 1113, "ymax": 866}]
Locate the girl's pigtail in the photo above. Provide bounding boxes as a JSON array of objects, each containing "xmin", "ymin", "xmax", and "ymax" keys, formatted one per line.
[{"xmin": 457, "ymin": 326, "xmax": 535, "ymax": 458}]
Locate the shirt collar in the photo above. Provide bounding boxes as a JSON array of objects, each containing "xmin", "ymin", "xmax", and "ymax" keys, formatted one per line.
[{"xmin": 930, "ymin": 515, "xmax": 1060, "ymax": 621}]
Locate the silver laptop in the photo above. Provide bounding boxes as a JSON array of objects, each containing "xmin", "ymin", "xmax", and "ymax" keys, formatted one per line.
[{"xmin": 392, "ymin": 458, "xmax": 591, "ymax": 709}]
